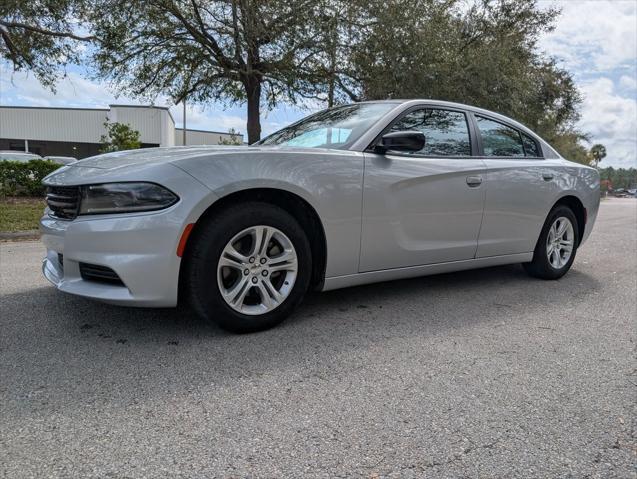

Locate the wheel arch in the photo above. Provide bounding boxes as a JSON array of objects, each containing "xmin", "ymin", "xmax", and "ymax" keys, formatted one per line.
[
  {"xmin": 179, "ymin": 187, "xmax": 328, "ymax": 298},
  {"xmin": 551, "ymin": 194, "xmax": 586, "ymax": 245}
]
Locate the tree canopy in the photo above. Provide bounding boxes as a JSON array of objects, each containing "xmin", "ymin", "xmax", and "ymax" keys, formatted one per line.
[
  {"xmin": 90, "ymin": 0, "xmax": 328, "ymax": 143},
  {"xmin": 339, "ymin": 0, "xmax": 587, "ymax": 161},
  {"xmin": 0, "ymin": 0, "xmax": 92, "ymax": 89},
  {"xmin": 590, "ymin": 144, "xmax": 607, "ymax": 167},
  {"xmin": 0, "ymin": 0, "xmax": 604, "ymax": 160},
  {"xmin": 598, "ymin": 167, "xmax": 637, "ymax": 190}
]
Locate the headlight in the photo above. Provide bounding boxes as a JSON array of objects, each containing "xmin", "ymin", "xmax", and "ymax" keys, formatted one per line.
[{"xmin": 79, "ymin": 182, "xmax": 178, "ymax": 215}]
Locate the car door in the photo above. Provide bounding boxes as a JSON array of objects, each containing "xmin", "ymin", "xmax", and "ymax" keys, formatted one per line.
[
  {"xmin": 359, "ymin": 107, "xmax": 487, "ymax": 272},
  {"xmin": 472, "ymin": 114, "xmax": 560, "ymax": 257}
]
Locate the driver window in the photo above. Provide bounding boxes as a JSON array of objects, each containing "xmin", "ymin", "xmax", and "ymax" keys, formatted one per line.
[{"xmin": 389, "ymin": 108, "xmax": 471, "ymax": 156}]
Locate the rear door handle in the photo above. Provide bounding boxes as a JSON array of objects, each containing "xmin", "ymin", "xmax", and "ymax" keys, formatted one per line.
[
  {"xmin": 542, "ymin": 172, "xmax": 554, "ymax": 181},
  {"xmin": 466, "ymin": 175, "xmax": 483, "ymax": 187}
]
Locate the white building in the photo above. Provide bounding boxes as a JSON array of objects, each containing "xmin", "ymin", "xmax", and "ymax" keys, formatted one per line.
[{"xmin": 0, "ymin": 104, "xmax": 242, "ymax": 159}]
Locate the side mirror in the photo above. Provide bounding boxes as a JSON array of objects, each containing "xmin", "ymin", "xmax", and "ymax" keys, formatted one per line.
[{"xmin": 375, "ymin": 130, "xmax": 426, "ymax": 154}]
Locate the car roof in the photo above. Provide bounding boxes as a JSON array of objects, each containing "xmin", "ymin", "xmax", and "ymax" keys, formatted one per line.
[
  {"xmin": 370, "ymin": 99, "xmax": 536, "ymax": 133},
  {"xmin": 350, "ymin": 99, "xmax": 559, "ymax": 157},
  {"xmin": 358, "ymin": 98, "xmax": 530, "ymax": 125}
]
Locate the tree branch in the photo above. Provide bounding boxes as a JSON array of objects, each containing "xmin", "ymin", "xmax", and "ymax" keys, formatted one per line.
[{"xmin": 0, "ymin": 20, "xmax": 94, "ymax": 41}]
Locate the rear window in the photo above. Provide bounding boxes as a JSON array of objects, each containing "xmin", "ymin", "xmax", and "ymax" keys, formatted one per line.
[
  {"xmin": 476, "ymin": 116, "xmax": 524, "ymax": 157},
  {"xmin": 521, "ymin": 132, "xmax": 541, "ymax": 157}
]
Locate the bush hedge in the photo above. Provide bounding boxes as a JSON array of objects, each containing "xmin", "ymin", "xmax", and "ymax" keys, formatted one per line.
[{"xmin": 0, "ymin": 160, "xmax": 62, "ymax": 197}]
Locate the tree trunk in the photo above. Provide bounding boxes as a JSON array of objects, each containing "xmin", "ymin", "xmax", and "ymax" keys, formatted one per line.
[
  {"xmin": 327, "ymin": 13, "xmax": 337, "ymax": 108},
  {"xmin": 245, "ymin": 78, "xmax": 262, "ymax": 144}
]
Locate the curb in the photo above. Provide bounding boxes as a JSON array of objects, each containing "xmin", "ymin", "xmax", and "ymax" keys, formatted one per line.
[{"xmin": 0, "ymin": 230, "xmax": 41, "ymax": 241}]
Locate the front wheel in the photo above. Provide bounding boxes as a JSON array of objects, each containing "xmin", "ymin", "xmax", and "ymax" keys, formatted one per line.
[
  {"xmin": 185, "ymin": 202, "xmax": 312, "ymax": 333},
  {"xmin": 523, "ymin": 205, "xmax": 579, "ymax": 280}
]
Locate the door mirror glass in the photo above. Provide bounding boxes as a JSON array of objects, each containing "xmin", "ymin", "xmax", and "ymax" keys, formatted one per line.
[{"xmin": 377, "ymin": 131, "xmax": 426, "ymax": 153}]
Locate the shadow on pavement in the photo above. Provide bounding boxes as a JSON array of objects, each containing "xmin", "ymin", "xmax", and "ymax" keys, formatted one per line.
[{"xmin": 1, "ymin": 263, "xmax": 601, "ymax": 412}]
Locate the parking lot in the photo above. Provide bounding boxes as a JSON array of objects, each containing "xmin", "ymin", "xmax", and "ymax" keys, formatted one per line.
[{"xmin": 1, "ymin": 199, "xmax": 635, "ymax": 478}]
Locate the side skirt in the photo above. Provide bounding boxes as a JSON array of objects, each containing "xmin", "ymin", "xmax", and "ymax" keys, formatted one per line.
[{"xmin": 321, "ymin": 252, "xmax": 533, "ymax": 292}]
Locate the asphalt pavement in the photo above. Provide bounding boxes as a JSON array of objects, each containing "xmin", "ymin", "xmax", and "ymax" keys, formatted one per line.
[{"xmin": 1, "ymin": 199, "xmax": 635, "ymax": 478}]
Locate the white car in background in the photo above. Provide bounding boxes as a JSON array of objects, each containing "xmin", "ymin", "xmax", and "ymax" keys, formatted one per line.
[
  {"xmin": 45, "ymin": 156, "xmax": 78, "ymax": 166},
  {"xmin": 0, "ymin": 151, "xmax": 42, "ymax": 162},
  {"xmin": 40, "ymin": 100, "xmax": 600, "ymax": 332}
]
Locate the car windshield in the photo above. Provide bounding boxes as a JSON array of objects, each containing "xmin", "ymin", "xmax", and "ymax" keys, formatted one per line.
[{"xmin": 257, "ymin": 102, "xmax": 399, "ymax": 149}]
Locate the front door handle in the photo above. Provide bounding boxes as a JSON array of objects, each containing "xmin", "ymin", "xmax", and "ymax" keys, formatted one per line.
[
  {"xmin": 542, "ymin": 172, "xmax": 554, "ymax": 181},
  {"xmin": 466, "ymin": 175, "xmax": 483, "ymax": 187}
]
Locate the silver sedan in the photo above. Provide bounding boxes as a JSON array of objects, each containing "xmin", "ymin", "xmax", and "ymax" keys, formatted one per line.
[{"xmin": 40, "ymin": 100, "xmax": 600, "ymax": 332}]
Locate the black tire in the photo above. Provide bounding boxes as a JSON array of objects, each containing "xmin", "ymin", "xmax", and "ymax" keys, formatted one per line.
[
  {"xmin": 184, "ymin": 202, "xmax": 312, "ymax": 333},
  {"xmin": 523, "ymin": 205, "xmax": 579, "ymax": 280}
]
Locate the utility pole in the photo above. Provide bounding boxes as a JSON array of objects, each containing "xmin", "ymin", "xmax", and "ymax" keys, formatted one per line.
[{"xmin": 182, "ymin": 100, "xmax": 187, "ymax": 146}]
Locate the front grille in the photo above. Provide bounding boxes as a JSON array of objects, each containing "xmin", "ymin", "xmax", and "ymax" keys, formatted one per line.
[
  {"xmin": 79, "ymin": 263, "xmax": 125, "ymax": 286},
  {"xmin": 46, "ymin": 186, "xmax": 80, "ymax": 219},
  {"xmin": 57, "ymin": 253, "xmax": 64, "ymax": 271}
]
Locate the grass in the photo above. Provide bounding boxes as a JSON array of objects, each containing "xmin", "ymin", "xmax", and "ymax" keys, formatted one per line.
[{"xmin": 0, "ymin": 197, "xmax": 45, "ymax": 233}]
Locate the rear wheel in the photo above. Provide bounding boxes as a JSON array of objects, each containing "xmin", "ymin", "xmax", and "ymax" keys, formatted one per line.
[
  {"xmin": 185, "ymin": 202, "xmax": 312, "ymax": 333},
  {"xmin": 523, "ymin": 205, "xmax": 579, "ymax": 280}
]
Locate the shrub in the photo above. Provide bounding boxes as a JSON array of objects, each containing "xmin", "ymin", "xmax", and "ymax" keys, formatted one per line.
[{"xmin": 0, "ymin": 159, "xmax": 62, "ymax": 197}]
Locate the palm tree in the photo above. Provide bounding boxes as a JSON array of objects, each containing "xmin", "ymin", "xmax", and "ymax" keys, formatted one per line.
[{"xmin": 590, "ymin": 144, "xmax": 607, "ymax": 168}]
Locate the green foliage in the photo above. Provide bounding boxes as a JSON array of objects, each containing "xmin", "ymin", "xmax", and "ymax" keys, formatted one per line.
[
  {"xmin": 549, "ymin": 132, "xmax": 592, "ymax": 165},
  {"xmin": 0, "ymin": 198, "xmax": 46, "ymax": 232},
  {"xmin": 1, "ymin": 0, "xmax": 605, "ymax": 158},
  {"xmin": 0, "ymin": 0, "xmax": 92, "ymax": 89},
  {"xmin": 0, "ymin": 159, "xmax": 61, "ymax": 197},
  {"xmin": 598, "ymin": 167, "xmax": 637, "ymax": 190},
  {"xmin": 99, "ymin": 122, "xmax": 142, "ymax": 153},
  {"xmin": 218, "ymin": 128, "xmax": 243, "ymax": 146},
  {"xmin": 90, "ymin": 0, "xmax": 327, "ymax": 143},
  {"xmin": 335, "ymin": 0, "xmax": 588, "ymax": 163},
  {"xmin": 590, "ymin": 144, "xmax": 607, "ymax": 167}
]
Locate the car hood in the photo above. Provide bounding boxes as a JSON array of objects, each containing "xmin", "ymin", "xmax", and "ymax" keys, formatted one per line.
[
  {"xmin": 73, "ymin": 145, "xmax": 251, "ymax": 170},
  {"xmin": 42, "ymin": 144, "xmax": 347, "ymax": 186}
]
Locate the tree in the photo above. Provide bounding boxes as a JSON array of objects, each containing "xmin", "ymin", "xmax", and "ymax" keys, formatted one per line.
[
  {"xmin": 549, "ymin": 131, "xmax": 591, "ymax": 165},
  {"xmin": 99, "ymin": 122, "xmax": 142, "ymax": 152},
  {"xmin": 335, "ymin": 0, "xmax": 589, "ymax": 163},
  {"xmin": 0, "ymin": 0, "xmax": 92, "ymax": 88},
  {"xmin": 91, "ymin": 0, "xmax": 329, "ymax": 144},
  {"xmin": 590, "ymin": 144, "xmax": 607, "ymax": 168},
  {"xmin": 599, "ymin": 167, "xmax": 637, "ymax": 190},
  {"xmin": 0, "ymin": 0, "xmax": 602, "ymax": 162},
  {"xmin": 218, "ymin": 128, "xmax": 243, "ymax": 145}
]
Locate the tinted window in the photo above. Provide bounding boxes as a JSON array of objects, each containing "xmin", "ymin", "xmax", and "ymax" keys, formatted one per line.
[
  {"xmin": 476, "ymin": 116, "xmax": 524, "ymax": 157},
  {"xmin": 389, "ymin": 109, "xmax": 471, "ymax": 156},
  {"xmin": 521, "ymin": 132, "xmax": 540, "ymax": 157}
]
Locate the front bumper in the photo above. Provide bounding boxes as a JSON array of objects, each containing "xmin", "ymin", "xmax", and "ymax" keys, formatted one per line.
[
  {"xmin": 41, "ymin": 209, "xmax": 186, "ymax": 307},
  {"xmin": 40, "ymin": 164, "xmax": 216, "ymax": 307}
]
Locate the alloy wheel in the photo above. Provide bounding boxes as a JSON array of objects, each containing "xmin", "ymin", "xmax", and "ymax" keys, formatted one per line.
[
  {"xmin": 217, "ymin": 225, "xmax": 298, "ymax": 315},
  {"xmin": 546, "ymin": 216, "xmax": 574, "ymax": 269}
]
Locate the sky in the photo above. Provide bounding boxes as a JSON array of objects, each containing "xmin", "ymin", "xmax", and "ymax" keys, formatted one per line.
[{"xmin": 0, "ymin": 0, "xmax": 635, "ymax": 168}]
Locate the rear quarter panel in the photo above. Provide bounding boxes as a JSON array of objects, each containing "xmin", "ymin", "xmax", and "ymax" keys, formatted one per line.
[
  {"xmin": 560, "ymin": 162, "xmax": 600, "ymax": 245},
  {"xmin": 540, "ymin": 160, "xmax": 600, "ymax": 246}
]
